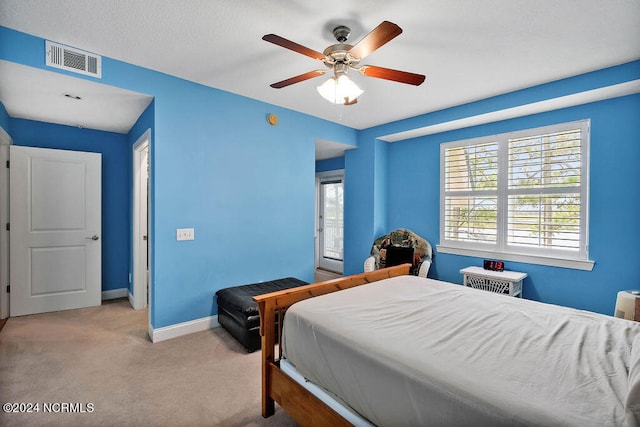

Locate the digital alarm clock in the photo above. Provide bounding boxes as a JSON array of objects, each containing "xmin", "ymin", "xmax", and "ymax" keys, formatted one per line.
[{"xmin": 483, "ymin": 260, "xmax": 505, "ymax": 272}]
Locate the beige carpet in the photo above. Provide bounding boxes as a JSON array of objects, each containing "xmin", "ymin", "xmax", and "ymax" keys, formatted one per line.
[
  {"xmin": 0, "ymin": 299, "xmax": 298, "ymax": 427},
  {"xmin": 314, "ymin": 269, "xmax": 342, "ymax": 282}
]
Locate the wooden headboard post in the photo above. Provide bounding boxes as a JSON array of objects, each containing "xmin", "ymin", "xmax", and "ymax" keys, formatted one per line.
[
  {"xmin": 253, "ymin": 263, "xmax": 412, "ymax": 422},
  {"xmin": 255, "ymin": 296, "xmax": 276, "ymax": 417}
]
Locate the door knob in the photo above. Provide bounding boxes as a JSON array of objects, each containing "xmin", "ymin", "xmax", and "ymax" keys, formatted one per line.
[{"xmin": 86, "ymin": 235, "xmax": 100, "ymax": 241}]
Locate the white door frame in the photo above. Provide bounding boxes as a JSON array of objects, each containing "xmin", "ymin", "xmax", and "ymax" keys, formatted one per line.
[
  {"xmin": 315, "ymin": 170, "xmax": 344, "ymax": 274},
  {"xmin": 0, "ymin": 126, "xmax": 12, "ymax": 319},
  {"xmin": 132, "ymin": 129, "xmax": 150, "ymax": 311}
]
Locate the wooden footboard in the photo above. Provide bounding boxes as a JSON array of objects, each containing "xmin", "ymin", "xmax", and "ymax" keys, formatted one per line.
[{"xmin": 253, "ymin": 263, "xmax": 412, "ymax": 426}]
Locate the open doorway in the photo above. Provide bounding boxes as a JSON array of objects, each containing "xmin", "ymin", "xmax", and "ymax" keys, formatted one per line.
[
  {"xmin": 315, "ymin": 170, "xmax": 344, "ymax": 274},
  {"xmin": 132, "ymin": 129, "xmax": 150, "ymax": 310}
]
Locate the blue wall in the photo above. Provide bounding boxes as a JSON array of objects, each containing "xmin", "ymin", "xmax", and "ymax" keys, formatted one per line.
[
  {"xmin": 10, "ymin": 118, "xmax": 131, "ymax": 293},
  {"xmin": 345, "ymin": 61, "xmax": 640, "ymax": 316},
  {"xmin": 316, "ymin": 156, "xmax": 344, "ymax": 172},
  {"xmin": 140, "ymin": 78, "xmax": 355, "ymax": 328},
  {"xmin": 0, "ymin": 102, "xmax": 9, "ymax": 132},
  {"xmin": 344, "ymin": 135, "xmax": 391, "ymax": 274},
  {"xmin": 0, "ymin": 26, "xmax": 357, "ymax": 329}
]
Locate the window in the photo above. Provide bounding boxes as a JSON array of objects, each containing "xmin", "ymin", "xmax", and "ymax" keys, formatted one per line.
[{"xmin": 438, "ymin": 120, "xmax": 593, "ymax": 270}]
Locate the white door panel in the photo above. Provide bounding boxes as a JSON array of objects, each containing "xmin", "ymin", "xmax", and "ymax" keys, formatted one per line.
[
  {"xmin": 31, "ymin": 246, "xmax": 86, "ymax": 294},
  {"xmin": 31, "ymin": 158, "xmax": 87, "ymax": 229},
  {"xmin": 10, "ymin": 146, "xmax": 101, "ymax": 316}
]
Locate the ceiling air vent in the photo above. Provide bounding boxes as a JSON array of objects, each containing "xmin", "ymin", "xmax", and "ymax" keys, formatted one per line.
[{"xmin": 45, "ymin": 40, "xmax": 102, "ymax": 78}]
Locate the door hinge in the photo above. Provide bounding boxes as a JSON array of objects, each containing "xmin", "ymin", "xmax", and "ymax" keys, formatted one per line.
[
  {"xmin": 5, "ymin": 160, "xmax": 8, "ymax": 168},
  {"xmin": 5, "ymin": 285, "xmax": 9, "ymax": 294},
  {"xmin": 5, "ymin": 223, "xmax": 9, "ymax": 231}
]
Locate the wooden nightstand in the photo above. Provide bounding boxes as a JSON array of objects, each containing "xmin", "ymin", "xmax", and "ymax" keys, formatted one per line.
[{"xmin": 460, "ymin": 266, "xmax": 527, "ymax": 297}]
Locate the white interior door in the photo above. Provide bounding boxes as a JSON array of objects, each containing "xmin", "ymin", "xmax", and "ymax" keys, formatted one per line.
[
  {"xmin": 10, "ymin": 146, "xmax": 101, "ymax": 316},
  {"xmin": 318, "ymin": 174, "xmax": 344, "ymax": 273}
]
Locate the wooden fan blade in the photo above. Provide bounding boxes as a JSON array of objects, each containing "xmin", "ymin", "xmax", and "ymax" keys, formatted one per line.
[
  {"xmin": 348, "ymin": 21, "xmax": 403, "ymax": 60},
  {"xmin": 359, "ymin": 65, "xmax": 426, "ymax": 86},
  {"xmin": 270, "ymin": 69, "xmax": 326, "ymax": 89},
  {"xmin": 262, "ymin": 34, "xmax": 326, "ymax": 60}
]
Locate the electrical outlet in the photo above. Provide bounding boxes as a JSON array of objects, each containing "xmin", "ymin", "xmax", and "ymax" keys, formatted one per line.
[{"xmin": 176, "ymin": 228, "xmax": 195, "ymax": 241}]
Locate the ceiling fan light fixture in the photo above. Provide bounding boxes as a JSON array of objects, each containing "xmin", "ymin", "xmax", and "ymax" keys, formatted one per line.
[{"xmin": 316, "ymin": 73, "xmax": 363, "ymax": 105}]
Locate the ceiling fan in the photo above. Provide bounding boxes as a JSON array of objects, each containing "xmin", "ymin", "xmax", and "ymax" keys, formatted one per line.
[{"xmin": 262, "ymin": 21, "xmax": 426, "ymax": 105}]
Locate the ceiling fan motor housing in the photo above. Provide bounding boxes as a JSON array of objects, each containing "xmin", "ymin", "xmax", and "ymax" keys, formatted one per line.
[
  {"xmin": 332, "ymin": 25, "xmax": 351, "ymax": 43},
  {"xmin": 322, "ymin": 44, "xmax": 358, "ymax": 68}
]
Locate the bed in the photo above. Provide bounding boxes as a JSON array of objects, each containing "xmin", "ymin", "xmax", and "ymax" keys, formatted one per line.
[{"xmin": 253, "ymin": 264, "xmax": 640, "ymax": 426}]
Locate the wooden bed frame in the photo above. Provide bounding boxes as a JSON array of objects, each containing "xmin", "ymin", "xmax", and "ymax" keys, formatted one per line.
[{"xmin": 253, "ymin": 263, "xmax": 412, "ymax": 426}]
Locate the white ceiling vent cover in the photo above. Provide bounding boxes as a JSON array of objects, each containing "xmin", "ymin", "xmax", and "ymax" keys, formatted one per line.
[{"xmin": 45, "ymin": 40, "xmax": 102, "ymax": 78}]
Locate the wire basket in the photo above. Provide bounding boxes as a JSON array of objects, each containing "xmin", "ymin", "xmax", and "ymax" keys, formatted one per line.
[{"xmin": 466, "ymin": 276, "xmax": 511, "ymax": 294}]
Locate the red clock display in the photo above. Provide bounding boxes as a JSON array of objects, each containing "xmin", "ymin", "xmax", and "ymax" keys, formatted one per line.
[{"xmin": 483, "ymin": 260, "xmax": 505, "ymax": 272}]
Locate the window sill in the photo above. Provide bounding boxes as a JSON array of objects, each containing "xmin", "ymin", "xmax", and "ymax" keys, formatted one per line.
[{"xmin": 436, "ymin": 245, "xmax": 595, "ymax": 271}]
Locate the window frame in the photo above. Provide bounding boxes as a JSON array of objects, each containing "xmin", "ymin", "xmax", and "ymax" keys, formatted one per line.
[{"xmin": 437, "ymin": 120, "xmax": 594, "ymax": 271}]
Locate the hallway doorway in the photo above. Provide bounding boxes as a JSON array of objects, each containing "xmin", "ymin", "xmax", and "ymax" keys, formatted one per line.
[{"xmin": 132, "ymin": 130, "xmax": 150, "ymax": 310}]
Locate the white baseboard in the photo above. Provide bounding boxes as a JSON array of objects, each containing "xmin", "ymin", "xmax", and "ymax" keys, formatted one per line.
[
  {"xmin": 149, "ymin": 315, "xmax": 220, "ymax": 343},
  {"xmin": 128, "ymin": 291, "xmax": 135, "ymax": 308},
  {"xmin": 101, "ymin": 288, "xmax": 129, "ymax": 301}
]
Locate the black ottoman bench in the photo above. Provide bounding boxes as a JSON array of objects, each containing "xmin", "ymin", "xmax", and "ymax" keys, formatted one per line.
[{"xmin": 215, "ymin": 277, "xmax": 308, "ymax": 352}]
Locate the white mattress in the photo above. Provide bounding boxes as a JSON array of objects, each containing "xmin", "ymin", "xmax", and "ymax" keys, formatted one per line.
[{"xmin": 282, "ymin": 275, "xmax": 640, "ymax": 426}]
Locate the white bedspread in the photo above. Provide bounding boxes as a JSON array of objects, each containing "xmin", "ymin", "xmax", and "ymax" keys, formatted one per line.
[{"xmin": 282, "ymin": 275, "xmax": 640, "ymax": 426}]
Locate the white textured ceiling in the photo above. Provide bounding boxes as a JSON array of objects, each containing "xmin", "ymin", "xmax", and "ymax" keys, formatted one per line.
[{"xmin": 0, "ymin": 1, "xmax": 639, "ymax": 149}]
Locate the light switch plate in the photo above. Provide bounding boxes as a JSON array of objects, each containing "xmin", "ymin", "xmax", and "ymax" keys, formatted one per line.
[{"xmin": 176, "ymin": 228, "xmax": 194, "ymax": 241}]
